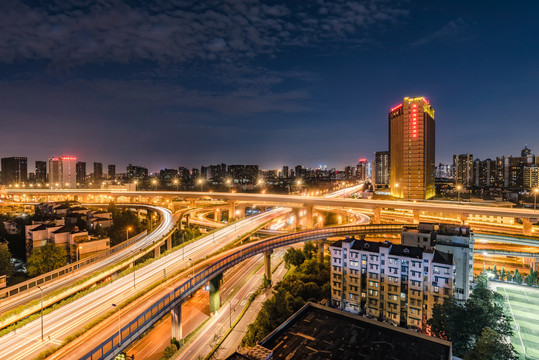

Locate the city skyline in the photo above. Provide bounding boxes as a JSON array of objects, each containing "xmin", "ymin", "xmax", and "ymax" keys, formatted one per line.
[{"xmin": 0, "ymin": 1, "xmax": 538, "ymax": 169}]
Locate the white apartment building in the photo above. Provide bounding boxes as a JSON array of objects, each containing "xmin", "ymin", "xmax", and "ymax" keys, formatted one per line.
[{"xmin": 330, "ymin": 237, "xmax": 454, "ymax": 330}]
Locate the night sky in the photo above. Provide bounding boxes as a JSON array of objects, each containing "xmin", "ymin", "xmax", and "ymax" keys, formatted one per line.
[{"xmin": 0, "ymin": 1, "xmax": 538, "ymax": 172}]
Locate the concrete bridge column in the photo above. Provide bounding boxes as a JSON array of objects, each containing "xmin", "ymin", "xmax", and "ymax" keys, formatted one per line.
[
  {"xmin": 522, "ymin": 218, "xmax": 536, "ymax": 236},
  {"xmin": 154, "ymin": 245, "xmax": 161, "ymax": 258},
  {"xmin": 209, "ymin": 273, "xmax": 223, "ymax": 314},
  {"xmin": 228, "ymin": 201, "xmax": 237, "ymax": 221},
  {"xmin": 317, "ymin": 239, "xmax": 325, "ymax": 264},
  {"xmin": 166, "ymin": 236, "xmax": 172, "ymax": 251},
  {"xmin": 264, "ymin": 250, "xmax": 273, "ymax": 286},
  {"xmin": 189, "ymin": 199, "xmax": 197, "ymax": 208},
  {"xmin": 293, "ymin": 208, "xmax": 300, "ymax": 230},
  {"xmin": 304, "ymin": 205, "xmax": 314, "ymax": 229},
  {"xmin": 373, "ymin": 208, "xmax": 381, "ymax": 224},
  {"xmin": 413, "ymin": 210, "xmax": 420, "ymax": 224},
  {"xmin": 214, "ymin": 208, "xmax": 221, "ymax": 222},
  {"xmin": 137, "ymin": 209, "xmax": 141, "ymax": 219},
  {"xmin": 171, "ymin": 303, "xmax": 183, "ymax": 341}
]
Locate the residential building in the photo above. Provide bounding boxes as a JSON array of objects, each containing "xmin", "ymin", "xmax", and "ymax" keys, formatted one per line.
[
  {"xmin": 282, "ymin": 166, "xmax": 289, "ymax": 178},
  {"xmin": 453, "ymin": 154, "xmax": 474, "ymax": 188},
  {"xmin": 1, "ymin": 157, "xmax": 27, "ymax": 185},
  {"xmin": 389, "ymin": 97, "xmax": 435, "ymax": 199},
  {"xmin": 35, "ymin": 161, "xmax": 47, "ymax": 183},
  {"xmin": 401, "ymin": 222, "xmax": 474, "ymax": 301},
  {"xmin": 330, "ymin": 236, "xmax": 453, "ymax": 330},
  {"xmin": 93, "ymin": 162, "xmax": 103, "ymax": 181},
  {"xmin": 524, "ymin": 166, "xmax": 539, "ymax": 189},
  {"xmin": 108, "ymin": 164, "xmax": 116, "ymax": 179},
  {"xmin": 126, "ymin": 164, "xmax": 148, "ymax": 182},
  {"xmin": 356, "ymin": 159, "xmax": 368, "ymax": 181},
  {"xmin": 76, "ymin": 162, "xmax": 86, "ymax": 185},
  {"xmin": 375, "ymin": 151, "xmax": 389, "ymax": 187},
  {"xmin": 48, "ymin": 156, "xmax": 77, "ymax": 188}
]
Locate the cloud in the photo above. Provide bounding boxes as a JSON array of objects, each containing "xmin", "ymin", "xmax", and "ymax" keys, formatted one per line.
[
  {"xmin": 410, "ymin": 18, "xmax": 473, "ymax": 47},
  {"xmin": 0, "ymin": 0, "xmax": 408, "ymax": 65}
]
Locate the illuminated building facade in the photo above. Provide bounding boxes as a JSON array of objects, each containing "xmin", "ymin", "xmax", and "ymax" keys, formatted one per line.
[
  {"xmin": 48, "ymin": 156, "xmax": 77, "ymax": 188},
  {"xmin": 453, "ymin": 154, "xmax": 474, "ymax": 188},
  {"xmin": 330, "ymin": 237, "xmax": 453, "ymax": 330},
  {"xmin": 375, "ymin": 151, "xmax": 389, "ymax": 187},
  {"xmin": 1, "ymin": 157, "xmax": 27, "ymax": 185},
  {"xmin": 389, "ymin": 97, "xmax": 435, "ymax": 199}
]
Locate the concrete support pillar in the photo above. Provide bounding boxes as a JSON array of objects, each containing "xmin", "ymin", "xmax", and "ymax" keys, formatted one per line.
[
  {"xmin": 171, "ymin": 303, "xmax": 183, "ymax": 341},
  {"xmin": 373, "ymin": 208, "xmax": 381, "ymax": 224},
  {"xmin": 137, "ymin": 209, "xmax": 141, "ymax": 219},
  {"xmin": 209, "ymin": 273, "xmax": 223, "ymax": 313},
  {"xmin": 166, "ymin": 236, "xmax": 172, "ymax": 251},
  {"xmin": 154, "ymin": 245, "xmax": 161, "ymax": 258},
  {"xmin": 413, "ymin": 209, "xmax": 420, "ymax": 224},
  {"xmin": 522, "ymin": 218, "xmax": 535, "ymax": 236},
  {"xmin": 317, "ymin": 239, "xmax": 325, "ymax": 264},
  {"xmin": 189, "ymin": 199, "xmax": 196, "ymax": 208},
  {"xmin": 214, "ymin": 208, "xmax": 221, "ymax": 222},
  {"xmin": 459, "ymin": 213, "xmax": 469, "ymax": 225},
  {"xmin": 304, "ymin": 205, "xmax": 314, "ymax": 229},
  {"xmin": 293, "ymin": 208, "xmax": 299, "ymax": 230},
  {"xmin": 264, "ymin": 250, "xmax": 273, "ymax": 286},
  {"xmin": 228, "ymin": 201, "xmax": 237, "ymax": 221},
  {"xmin": 337, "ymin": 214, "xmax": 343, "ymax": 225}
]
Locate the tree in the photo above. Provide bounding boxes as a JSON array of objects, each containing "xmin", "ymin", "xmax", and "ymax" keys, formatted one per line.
[
  {"xmin": 27, "ymin": 244, "xmax": 67, "ymax": 277},
  {"xmin": 162, "ymin": 343, "xmax": 178, "ymax": 359},
  {"xmin": 506, "ymin": 272, "xmax": 513, "ymax": 282},
  {"xmin": 465, "ymin": 327, "xmax": 517, "ymax": 360},
  {"xmin": 0, "ymin": 243, "xmax": 14, "ymax": 277},
  {"xmin": 302, "ymin": 241, "xmax": 318, "ymax": 260},
  {"xmin": 283, "ymin": 248, "xmax": 305, "ymax": 268},
  {"xmin": 513, "ymin": 269, "xmax": 522, "ymax": 284},
  {"xmin": 500, "ymin": 267, "xmax": 506, "ymax": 281},
  {"xmin": 525, "ymin": 270, "xmax": 538, "ymax": 286},
  {"xmin": 492, "ymin": 265, "xmax": 498, "ymax": 279}
]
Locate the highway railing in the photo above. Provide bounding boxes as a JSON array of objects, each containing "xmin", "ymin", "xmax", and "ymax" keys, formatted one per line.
[
  {"xmin": 81, "ymin": 223, "xmax": 404, "ymax": 360},
  {"xmin": 0, "ymin": 230, "xmax": 148, "ymax": 301}
]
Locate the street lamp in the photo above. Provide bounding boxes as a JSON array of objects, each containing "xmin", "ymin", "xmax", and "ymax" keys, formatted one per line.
[
  {"xmin": 37, "ymin": 286, "xmax": 44, "ymax": 341},
  {"xmin": 152, "ymin": 179, "xmax": 158, "ymax": 191},
  {"xmin": 112, "ymin": 304, "xmax": 121, "ymax": 346},
  {"xmin": 456, "ymin": 185, "xmax": 462, "ymax": 202},
  {"xmin": 173, "ymin": 178, "xmax": 179, "ymax": 191},
  {"xmin": 126, "ymin": 226, "xmax": 133, "ymax": 240},
  {"xmin": 534, "ymin": 188, "xmax": 539, "ymax": 211},
  {"xmin": 197, "ymin": 178, "xmax": 204, "ymax": 192},
  {"xmin": 188, "ymin": 258, "xmax": 194, "ymax": 278}
]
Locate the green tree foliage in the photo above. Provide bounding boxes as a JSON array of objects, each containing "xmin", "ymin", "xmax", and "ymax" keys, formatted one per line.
[
  {"xmin": 323, "ymin": 212, "xmax": 339, "ymax": 226},
  {"xmin": 162, "ymin": 343, "xmax": 178, "ymax": 359},
  {"xmin": 27, "ymin": 244, "xmax": 67, "ymax": 277},
  {"xmin": 525, "ymin": 270, "xmax": 538, "ymax": 286},
  {"xmin": 513, "ymin": 269, "xmax": 522, "ymax": 284},
  {"xmin": 302, "ymin": 241, "xmax": 318, "ymax": 260},
  {"xmin": 283, "ymin": 248, "xmax": 305, "ymax": 268},
  {"xmin": 465, "ymin": 327, "xmax": 517, "ymax": 360},
  {"xmin": 0, "ymin": 243, "xmax": 14, "ymax": 277},
  {"xmin": 107, "ymin": 204, "xmax": 146, "ymax": 246},
  {"xmin": 428, "ymin": 276, "xmax": 514, "ymax": 358},
  {"xmin": 500, "ymin": 268, "xmax": 506, "ymax": 281},
  {"xmin": 242, "ymin": 258, "xmax": 330, "ymax": 346}
]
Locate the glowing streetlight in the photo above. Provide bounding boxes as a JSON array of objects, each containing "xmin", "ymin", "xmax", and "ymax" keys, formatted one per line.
[
  {"xmin": 456, "ymin": 185, "xmax": 462, "ymax": 202},
  {"xmin": 173, "ymin": 178, "xmax": 179, "ymax": 191},
  {"xmin": 112, "ymin": 304, "xmax": 121, "ymax": 346},
  {"xmin": 152, "ymin": 179, "xmax": 158, "ymax": 191},
  {"xmin": 126, "ymin": 226, "xmax": 133, "ymax": 240}
]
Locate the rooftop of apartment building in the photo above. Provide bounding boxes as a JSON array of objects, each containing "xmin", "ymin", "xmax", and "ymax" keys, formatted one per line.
[
  {"xmin": 228, "ymin": 302, "xmax": 452, "ymax": 360},
  {"xmin": 331, "ymin": 237, "xmax": 453, "ymax": 265}
]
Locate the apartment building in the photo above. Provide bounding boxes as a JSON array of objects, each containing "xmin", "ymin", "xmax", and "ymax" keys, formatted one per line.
[{"xmin": 330, "ymin": 237, "xmax": 453, "ymax": 330}]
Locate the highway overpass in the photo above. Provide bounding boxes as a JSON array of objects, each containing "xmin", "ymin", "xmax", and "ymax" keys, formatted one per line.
[{"xmin": 3, "ymin": 188, "xmax": 539, "ymax": 234}]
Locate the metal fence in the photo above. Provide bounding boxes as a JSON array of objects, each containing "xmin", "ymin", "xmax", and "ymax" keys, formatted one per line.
[
  {"xmin": 81, "ymin": 223, "xmax": 405, "ymax": 360},
  {"xmin": 0, "ymin": 230, "xmax": 148, "ymax": 300}
]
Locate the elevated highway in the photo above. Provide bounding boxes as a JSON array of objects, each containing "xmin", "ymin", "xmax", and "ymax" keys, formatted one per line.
[
  {"xmin": 0, "ymin": 208, "xmax": 290, "ymax": 360},
  {"xmin": 4, "ymin": 188, "xmax": 539, "ymax": 234}
]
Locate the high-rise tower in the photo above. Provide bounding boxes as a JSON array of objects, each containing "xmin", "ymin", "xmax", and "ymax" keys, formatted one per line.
[{"xmin": 389, "ymin": 97, "xmax": 435, "ymax": 199}]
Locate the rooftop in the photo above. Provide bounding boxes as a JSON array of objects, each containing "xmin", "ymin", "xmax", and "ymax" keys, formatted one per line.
[{"xmin": 255, "ymin": 303, "xmax": 451, "ymax": 360}]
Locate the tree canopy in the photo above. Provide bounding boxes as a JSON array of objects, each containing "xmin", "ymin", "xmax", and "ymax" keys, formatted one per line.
[
  {"xmin": 27, "ymin": 244, "xmax": 67, "ymax": 277},
  {"xmin": 428, "ymin": 274, "xmax": 516, "ymax": 359},
  {"xmin": 0, "ymin": 243, "xmax": 14, "ymax": 277}
]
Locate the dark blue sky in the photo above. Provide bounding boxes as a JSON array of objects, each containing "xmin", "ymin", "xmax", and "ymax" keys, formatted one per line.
[{"xmin": 0, "ymin": 0, "xmax": 538, "ymax": 172}]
